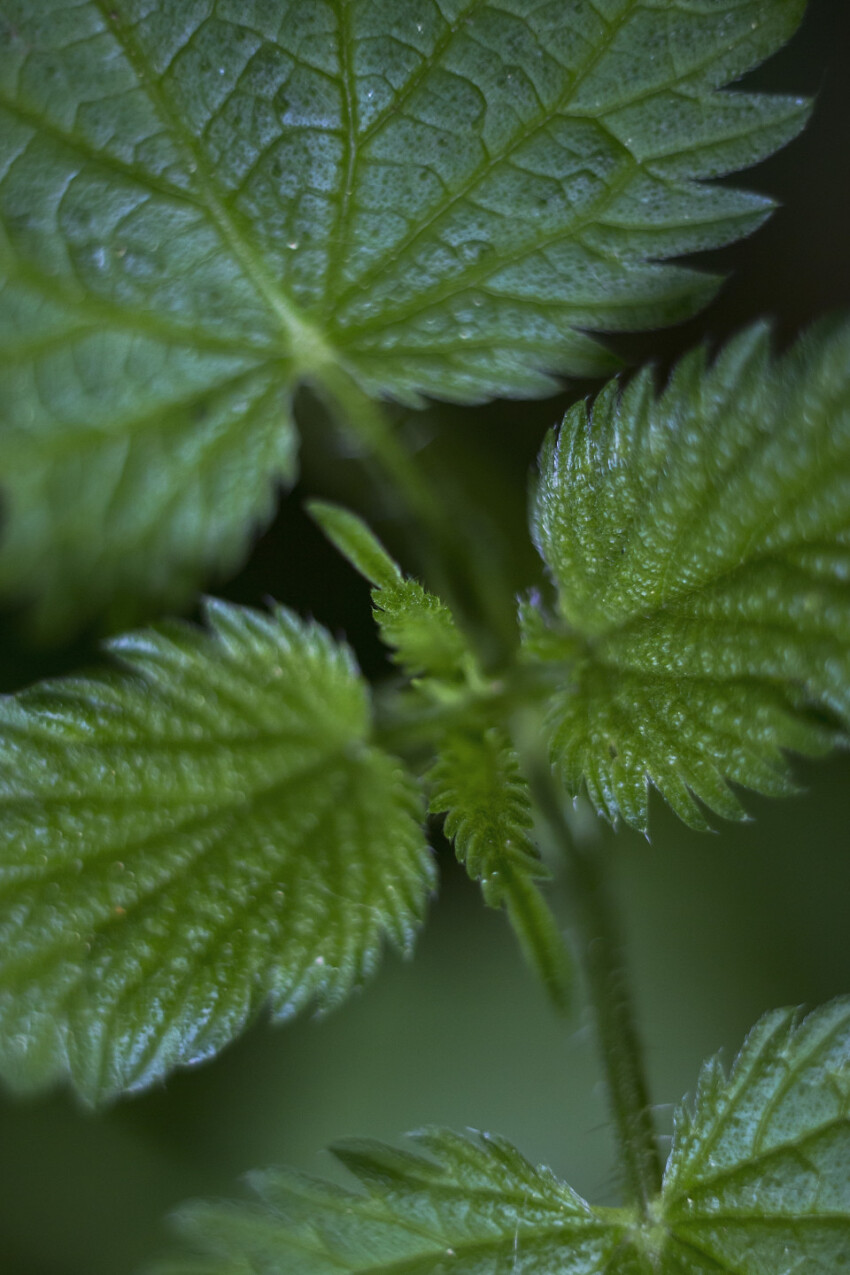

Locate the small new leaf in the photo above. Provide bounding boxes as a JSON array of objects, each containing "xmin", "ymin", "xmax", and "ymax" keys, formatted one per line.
[
  {"xmin": 428, "ymin": 729, "xmax": 571, "ymax": 1011},
  {"xmin": 0, "ymin": 600, "xmax": 433, "ymax": 1103},
  {"xmin": 311, "ymin": 500, "xmax": 471, "ymax": 682},
  {"xmin": 660, "ymin": 998, "xmax": 850, "ymax": 1272},
  {"xmin": 531, "ymin": 322, "xmax": 850, "ymax": 832},
  {"xmin": 152, "ymin": 1128, "xmax": 630, "ymax": 1275},
  {"xmin": 0, "ymin": 0, "xmax": 809, "ymax": 633},
  {"xmin": 429, "ymin": 729, "xmax": 540, "ymax": 895}
]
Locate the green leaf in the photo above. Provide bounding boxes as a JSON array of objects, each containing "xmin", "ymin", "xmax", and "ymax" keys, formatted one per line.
[
  {"xmin": 0, "ymin": 0, "xmax": 809, "ymax": 634},
  {"xmin": 529, "ymin": 321, "xmax": 850, "ymax": 833},
  {"xmin": 429, "ymin": 728, "xmax": 541, "ymax": 894},
  {"xmin": 151, "ymin": 1127, "xmax": 630, "ymax": 1275},
  {"xmin": 427, "ymin": 728, "xmax": 571, "ymax": 1011},
  {"xmin": 309, "ymin": 500, "xmax": 404, "ymax": 592},
  {"xmin": 659, "ymin": 997, "xmax": 850, "ymax": 1272},
  {"xmin": 152, "ymin": 1002, "xmax": 850, "ymax": 1274},
  {"xmin": 0, "ymin": 599, "xmax": 433, "ymax": 1103},
  {"xmin": 310, "ymin": 500, "xmax": 472, "ymax": 683}
]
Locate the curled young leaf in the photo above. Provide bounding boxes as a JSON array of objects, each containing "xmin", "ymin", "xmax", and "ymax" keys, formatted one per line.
[
  {"xmin": 427, "ymin": 728, "xmax": 572, "ymax": 1012},
  {"xmin": 310, "ymin": 499, "xmax": 472, "ymax": 682}
]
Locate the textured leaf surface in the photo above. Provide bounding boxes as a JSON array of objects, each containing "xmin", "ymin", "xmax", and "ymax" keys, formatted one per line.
[
  {"xmin": 311, "ymin": 500, "xmax": 471, "ymax": 682},
  {"xmin": 661, "ymin": 998, "xmax": 850, "ymax": 1272},
  {"xmin": 154, "ymin": 1003, "xmax": 850, "ymax": 1273},
  {"xmin": 530, "ymin": 322, "xmax": 850, "ymax": 832},
  {"xmin": 0, "ymin": 600, "xmax": 432, "ymax": 1103},
  {"xmin": 0, "ymin": 0, "xmax": 808, "ymax": 633},
  {"xmin": 152, "ymin": 1128, "xmax": 630, "ymax": 1275},
  {"xmin": 429, "ymin": 729, "xmax": 541, "ymax": 896},
  {"xmin": 428, "ymin": 728, "xmax": 572, "ymax": 1010}
]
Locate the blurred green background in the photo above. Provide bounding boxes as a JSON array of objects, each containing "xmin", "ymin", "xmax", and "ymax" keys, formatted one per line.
[{"xmin": 1, "ymin": 0, "xmax": 849, "ymax": 1270}]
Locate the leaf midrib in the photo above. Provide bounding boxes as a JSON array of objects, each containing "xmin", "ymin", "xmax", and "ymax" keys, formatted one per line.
[
  {"xmin": 0, "ymin": 748, "xmax": 370, "ymax": 976},
  {"xmin": 226, "ymin": 1207, "xmax": 616, "ymax": 1275},
  {"xmin": 89, "ymin": 0, "xmax": 335, "ymax": 373},
  {"xmin": 673, "ymin": 1208, "xmax": 850, "ymax": 1227},
  {"xmin": 322, "ymin": 0, "xmax": 358, "ymax": 309},
  {"xmin": 0, "ymin": 728, "xmax": 356, "ymax": 809}
]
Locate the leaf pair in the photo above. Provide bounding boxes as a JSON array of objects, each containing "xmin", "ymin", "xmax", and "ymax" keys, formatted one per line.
[
  {"xmin": 0, "ymin": 0, "xmax": 808, "ymax": 636},
  {"xmin": 3, "ymin": 318, "xmax": 850, "ymax": 1105},
  {"xmin": 313, "ymin": 499, "xmax": 572, "ymax": 1011},
  {"xmin": 153, "ymin": 998, "xmax": 850, "ymax": 1273},
  {"xmin": 0, "ymin": 506, "xmax": 565, "ymax": 1103}
]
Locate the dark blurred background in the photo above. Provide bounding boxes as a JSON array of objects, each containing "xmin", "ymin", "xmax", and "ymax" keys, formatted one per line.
[{"xmin": 1, "ymin": 0, "xmax": 849, "ymax": 1270}]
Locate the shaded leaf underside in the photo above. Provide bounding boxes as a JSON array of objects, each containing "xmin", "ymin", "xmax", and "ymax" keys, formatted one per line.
[
  {"xmin": 428, "ymin": 728, "xmax": 543, "ymax": 899},
  {"xmin": 427, "ymin": 728, "xmax": 573, "ymax": 1011},
  {"xmin": 0, "ymin": 0, "xmax": 808, "ymax": 633},
  {"xmin": 0, "ymin": 600, "xmax": 432, "ymax": 1103},
  {"xmin": 530, "ymin": 321, "xmax": 850, "ymax": 831}
]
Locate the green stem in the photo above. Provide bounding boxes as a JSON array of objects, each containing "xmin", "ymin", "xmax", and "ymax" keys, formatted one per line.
[
  {"xmin": 518, "ymin": 734, "xmax": 662, "ymax": 1217},
  {"xmin": 310, "ymin": 363, "xmax": 444, "ymax": 534},
  {"xmin": 500, "ymin": 866, "xmax": 573, "ymax": 1016},
  {"xmin": 314, "ymin": 362, "xmax": 660, "ymax": 1210},
  {"xmin": 311, "ymin": 363, "xmax": 515, "ymax": 666},
  {"xmin": 373, "ymin": 659, "xmax": 564, "ymax": 759}
]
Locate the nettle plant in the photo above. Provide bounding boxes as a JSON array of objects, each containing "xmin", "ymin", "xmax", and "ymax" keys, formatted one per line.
[{"xmin": 1, "ymin": 0, "xmax": 849, "ymax": 1270}]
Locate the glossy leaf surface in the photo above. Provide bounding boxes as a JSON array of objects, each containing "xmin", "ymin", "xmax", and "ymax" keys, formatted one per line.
[
  {"xmin": 0, "ymin": 600, "xmax": 432, "ymax": 1103},
  {"xmin": 661, "ymin": 998, "xmax": 850, "ymax": 1272},
  {"xmin": 531, "ymin": 322, "xmax": 850, "ymax": 831}
]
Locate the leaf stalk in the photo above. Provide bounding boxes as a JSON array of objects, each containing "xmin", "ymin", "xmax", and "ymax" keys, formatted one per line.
[
  {"xmin": 312, "ymin": 363, "xmax": 516, "ymax": 665},
  {"xmin": 516, "ymin": 730, "xmax": 663, "ymax": 1217}
]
